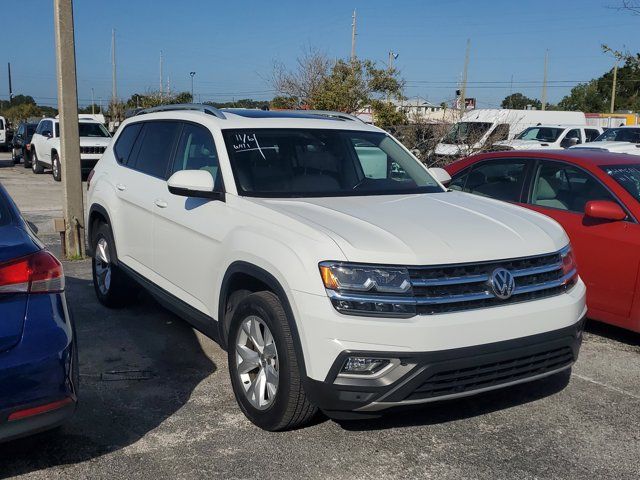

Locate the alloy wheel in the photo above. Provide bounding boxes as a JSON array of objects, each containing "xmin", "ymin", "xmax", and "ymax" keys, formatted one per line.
[
  {"xmin": 235, "ymin": 315, "xmax": 279, "ymax": 410},
  {"xmin": 94, "ymin": 237, "xmax": 112, "ymax": 295}
]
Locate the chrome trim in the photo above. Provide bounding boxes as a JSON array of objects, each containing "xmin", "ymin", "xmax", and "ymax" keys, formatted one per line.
[
  {"xmin": 356, "ymin": 363, "xmax": 573, "ymax": 412},
  {"xmin": 512, "ymin": 261, "xmax": 562, "ymax": 277},
  {"xmin": 327, "ymin": 289, "xmax": 415, "ymax": 305},
  {"xmin": 412, "ymin": 273, "xmax": 488, "ymax": 287},
  {"xmin": 513, "ymin": 269, "xmax": 576, "ymax": 295}
]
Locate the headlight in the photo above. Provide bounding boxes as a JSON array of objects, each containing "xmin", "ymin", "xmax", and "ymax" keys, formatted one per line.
[
  {"xmin": 319, "ymin": 262, "xmax": 415, "ymax": 317},
  {"xmin": 560, "ymin": 245, "xmax": 578, "ymax": 286},
  {"xmin": 319, "ymin": 262, "xmax": 411, "ymax": 294}
]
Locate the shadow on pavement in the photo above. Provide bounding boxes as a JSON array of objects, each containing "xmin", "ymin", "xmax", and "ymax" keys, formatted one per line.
[
  {"xmin": 336, "ymin": 368, "xmax": 571, "ymax": 431},
  {"xmin": 0, "ymin": 273, "xmax": 216, "ymax": 477},
  {"xmin": 584, "ymin": 318, "xmax": 639, "ymax": 346}
]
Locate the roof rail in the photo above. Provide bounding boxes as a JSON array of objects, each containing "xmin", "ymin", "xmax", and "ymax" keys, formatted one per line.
[
  {"xmin": 135, "ymin": 103, "xmax": 226, "ymax": 119},
  {"xmin": 287, "ymin": 110, "xmax": 366, "ymax": 123}
]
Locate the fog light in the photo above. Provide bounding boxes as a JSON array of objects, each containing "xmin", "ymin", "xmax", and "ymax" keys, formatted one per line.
[{"xmin": 341, "ymin": 357, "xmax": 390, "ymax": 375}]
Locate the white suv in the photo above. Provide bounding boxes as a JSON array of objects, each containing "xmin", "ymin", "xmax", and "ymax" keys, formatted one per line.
[
  {"xmin": 86, "ymin": 105, "xmax": 586, "ymax": 430},
  {"xmin": 30, "ymin": 116, "xmax": 111, "ymax": 181},
  {"xmin": 494, "ymin": 125, "xmax": 603, "ymax": 151}
]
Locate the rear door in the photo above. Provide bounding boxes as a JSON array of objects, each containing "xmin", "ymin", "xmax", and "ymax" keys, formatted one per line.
[
  {"xmin": 111, "ymin": 120, "xmax": 180, "ymax": 277},
  {"xmin": 525, "ymin": 159, "xmax": 640, "ymax": 324},
  {"xmin": 151, "ymin": 122, "xmax": 228, "ymax": 316}
]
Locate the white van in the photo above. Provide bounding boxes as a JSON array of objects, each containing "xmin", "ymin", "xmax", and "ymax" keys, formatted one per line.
[
  {"xmin": 433, "ymin": 109, "xmax": 586, "ymax": 162},
  {"xmin": 0, "ymin": 116, "xmax": 8, "ymax": 150}
]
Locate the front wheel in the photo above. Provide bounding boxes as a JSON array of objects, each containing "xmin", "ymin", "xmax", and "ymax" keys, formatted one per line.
[
  {"xmin": 228, "ymin": 291, "xmax": 317, "ymax": 431},
  {"xmin": 11, "ymin": 147, "xmax": 20, "ymax": 164},
  {"xmin": 52, "ymin": 153, "xmax": 61, "ymax": 182}
]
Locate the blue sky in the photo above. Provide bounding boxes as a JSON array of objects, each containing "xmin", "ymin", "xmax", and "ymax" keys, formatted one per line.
[{"xmin": 2, "ymin": 0, "xmax": 637, "ymax": 109}]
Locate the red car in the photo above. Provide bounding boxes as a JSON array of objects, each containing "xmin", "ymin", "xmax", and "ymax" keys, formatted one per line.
[{"xmin": 445, "ymin": 150, "xmax": 640, "ymax": 333}]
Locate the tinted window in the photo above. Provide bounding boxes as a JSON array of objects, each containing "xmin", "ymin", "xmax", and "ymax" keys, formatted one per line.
[
  {"xmin": 442, "ymin": 122, "xmax": 492, "ymax": 145},
  {"xmin": 487, "ymin": 124, "xmax": 509, "ymax": 143},
  {"xmin": 595, "ymin": 128, "xmax": 640, "ymax": 143},
  {"xmin": 464, "ymin": 160, "xmax": 527, "ymax": 202},
  {"xmin": 171, "ymin": 123, "xmax": 222, "ymax": 189},
  {"xmin": 130, "ymin": 121, "xmax": 180, "ymax": 178},
  {"xmin": 516, "ymin": 127, "xmax": 564, "ymax": 142},
  {"xmin": 531, "ymin": 161, "xmax": 614, "ymax": 213},
  {"xmin": 585, "ymin": 129, "xmax": 601, "ymax": 142},
  {"xmin": 113, "ymin": 123, "xmax": 143, "ymax": 164},
  {"xmin": 38, "ymin": 120, "xmax": 52, "ymax": 136},
  {"xmin": 78, "ymin": 122, "xmax": 110, "ymax": 137},
  {"xmin": 449, "ymin": 167, "xmax": 470, "ymax": 191},
  {"xmin": 0, "ymin": 119, "xmax": 4, "ymax": 130},
  {"xmin": 223, "ymin": 129, "xmax": 442, "ymax": 197}
]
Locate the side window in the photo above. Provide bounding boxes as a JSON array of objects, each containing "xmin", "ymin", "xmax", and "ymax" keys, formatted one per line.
[
  {"xmin": 486, "ymin": 124, "xmax": 510, "ymax": 143},
  {"xmin": 36, "ymin": 121, "xmax": 44, "ymax": 135},
  {"xmin": 42, "ymin": 121, "xmax": 53, "ymax": 136},
  {"xmin": 130, "ymin": 121, "xmax": 181, "ymax": 178},
  {"xmin": 585, "ymin": 129, "xmax": 601, "ymax": 142},
  {"xmin": 113, "ymin": 123, "xmax": 143, "ymax": 165},
  {"xmin": 0, "ymin": 119, "xmax": 4, "ymax": 130},
  {"xmin": 171, "ymin": 123, "xmax": 222, "ymax": 188},
  {"xmin": 561, "ymin": 129, "xmax": 582, "ymax": 147},
  {"xmin": 352, "ymin": 138, "xmax": 410, "ymax": 181},
  {"xmin": 449, "ymin": 167, "xmax": 470, "ymax": 191},
  {"xmin": 464, "ymin": 160, "xmax": 527, "ymax": 202},
  {"xmin": 530, "ymin": 161, "xmax": 615, "ymax": 213}
]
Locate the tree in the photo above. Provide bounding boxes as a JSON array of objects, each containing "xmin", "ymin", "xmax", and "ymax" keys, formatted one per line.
[
  {"xmin": 0, "ymin": 103, "xmax": 42, "ymax": 124},
  {"xmin": 271, "ymin": 47, "xmax": 331, "ymax": 108},
  {"xmin": 501, "ymin": 92, "xmax": 542, "ymax": 110},
  {"xmin": 270, "ymin": 96, "xmax": 298, "ymax": 109}
]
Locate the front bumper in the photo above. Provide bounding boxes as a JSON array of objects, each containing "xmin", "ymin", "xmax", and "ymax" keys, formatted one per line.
[
  {"xmin": 0, "ymin": 292, "xmax": 77, "ymax": 442},
  {"xmin": 304, "ymin": 317, "xmax": 584, "ymax": 416}
]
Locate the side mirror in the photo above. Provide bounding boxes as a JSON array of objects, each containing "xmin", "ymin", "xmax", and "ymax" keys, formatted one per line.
[
  {"xmin": 584, "ymin": 200, "xmax": 626, "ymax": 221},
  {"xmin": 167, "ymin": 170, "xmax": 224, "ymax": 200},
  {"xmin": 44, "ymin": 131, "xmax": 52, "ymax": 138},
  {"xmin": 561, "ymin": 137, "xmax": 579, "ymax": 148},
  {"xmin": 428, "ymin": 167, "xmax": 452, "ymax": 187}
]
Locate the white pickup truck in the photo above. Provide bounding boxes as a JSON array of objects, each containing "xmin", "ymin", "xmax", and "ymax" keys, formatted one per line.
[
  {"xmin": 30, "ymin": 116, "xmax": 112, "ymax": 181},
  {"xmin": 570, "ymin": 126, "xmax": 640, "ymax": 156},
  {"xmin": 493, "ymin": 125, "xmax": 603, "ymax": 151}
]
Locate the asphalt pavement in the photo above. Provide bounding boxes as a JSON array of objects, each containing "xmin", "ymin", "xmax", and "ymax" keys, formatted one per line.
[{"xmin": 0, "ymin": 155, "xmax": 639, "ymax": 480}]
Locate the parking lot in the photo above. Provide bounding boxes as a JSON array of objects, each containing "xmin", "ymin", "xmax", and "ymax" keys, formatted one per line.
[{"xmin": 0, "ymin": 155, "xmax": 639, "ymax": 480}]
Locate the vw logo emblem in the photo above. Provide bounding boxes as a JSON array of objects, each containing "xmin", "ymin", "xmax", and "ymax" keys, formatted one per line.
[{"xmin": 490, "ymin": 268, "xmax": 516, "ymax": 300}]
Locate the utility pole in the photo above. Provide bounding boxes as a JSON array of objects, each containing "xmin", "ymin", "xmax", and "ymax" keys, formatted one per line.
[
  {"xmin": 7, "ymin": 63, "xmax": 13, "ymax": 104},
  {"xmin": 541, "ymin": 49, "xmax": 548, "ymax": 111},
  {"xmin": 459, "ymin": 39, "xmax": 470, "ymax": 114},
  {"xmin": 53, "ymin": 0, "xmax": 85, "ymax": 259},
  {"xmin": 159, "ymin": 50, "xmax": 163, "ymax": 98},
  {"xmin": 350, "ymin": 9, "xmax": 357, "ymax": 61},
  {"xmin": 91, "ymin": 87, "xmax": 95, "ymax": 114},
  {"xmin": 388, "ymin": 51, "xmax": 398, "ymax": 70},
  {"xmin": 190, "ymin": 71, "xmax": 196, "ymax": 103},
  {"xmin": 610, "ymin": 59, "xmax": 620, "ymax": 113},
  {"xmin": 111, "ymin": 28, "xmax": 117, "ymax": 103}
]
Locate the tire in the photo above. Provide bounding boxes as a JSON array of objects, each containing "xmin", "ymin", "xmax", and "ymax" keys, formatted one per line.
[
  {"xmin": 24, "ymin": 149, "xmax": 32, "ymax": 168},
  {"xmin": 11, "ymin": 147, "xmax": 19, "ymax": 164},
  {"xmin": 91, "ymin": 222, "xmax": 139, "ymax": 308},
  {"xmin": 228, "ymin": 291, "xmax": 317, "ymax": 431},
  {"xmin": 32, "ymin": 149, "xmax": 44, "ymax": 174},
  {"xmin": 52, "ymin": 152, "xmax": 61, "ymax": 182}
]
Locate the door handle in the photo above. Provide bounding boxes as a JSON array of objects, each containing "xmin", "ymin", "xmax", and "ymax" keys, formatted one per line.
[
  {"xmin": 116, "ymin": 183, "xmax": 126, "ymax": 191},
  {"xmin": 154, "ymin": 199, "xmax": 168, "ymax": 209}
]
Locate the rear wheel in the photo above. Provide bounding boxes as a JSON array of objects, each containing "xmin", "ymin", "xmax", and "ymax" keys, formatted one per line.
[
  {"xmin": 52, "ymin": 153, "xmax": 61, "ymax": 182},
  {"xmin": 228, "ymin": 291, "xmax": 317, "ymax": 431},
  {"xmin": 91, "ymin": 222, "xmax": 139, "ymax": 308},
  {"xmin": 31, "ymin": 150, "xmax": 44, "ymax": 174},
  {"xmin": 11, "ymin": 148, "xmax": 19, "ymax": 164}
]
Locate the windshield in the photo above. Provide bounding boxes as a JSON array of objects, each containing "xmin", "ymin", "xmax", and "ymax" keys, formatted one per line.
[
  {"xmin": 54, "ymin": 122, "xmax": 110, "ymax": 138},
  {"xmin": 442, "ymin": 122, "xmax": 492, "ymax": 145},
  {"xmin": 594, "ymin": 128, "xmax": 640, "ymax": 143},
  {"xmin": 601, "ymin": 164, "xmax": 640, "ymax": 202},
  {"xmin": 516, "ymin": 127, "xmax": 564, "ymax": 142},
  {"xmin": 222, "ymin": 129, "xmax": 443, "ymax": 198}
]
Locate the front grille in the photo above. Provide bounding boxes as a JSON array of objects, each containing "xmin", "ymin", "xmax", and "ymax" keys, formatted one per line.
[
  {"xmin": 80, "ymin": 146, "xmax": 106, "ymax": 155},
  {"xmin": 409, "ymin": 251, "xmax": 574, "ymax": 315},
  {"xmin": 406, "ymin": 345, "xmax": 574, "ymax": 401}
]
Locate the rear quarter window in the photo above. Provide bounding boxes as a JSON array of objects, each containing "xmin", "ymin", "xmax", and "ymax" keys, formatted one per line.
[{"xmin": 113, "ymin": 123, "xmax": 143, "ymax": 165}]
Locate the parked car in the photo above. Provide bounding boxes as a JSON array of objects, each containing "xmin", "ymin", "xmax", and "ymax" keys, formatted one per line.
[
  {"xmin": 86, "ymin": 104, "xmax": 585, "ymax": 430},
  {"xmin": 0, "ymin": 183, "xmax": 77, "ymax": 442},
  {"xmin": 569, "ymin": 126, "xmax": 640, "ymax": 156},
  {"xmin": 493, "ymin": 125, "xmax": 603, "ymax": 151},
  {"xmin": 445, "ymin": 150, "xmax": 640, "ymax": 333},
  {"xmin": 0, "ymin": 116, "xmax": 10, "ymax": 151},
  {"xmin": 30, "ymin": 116, "xmax": 112, "ymax": 181},
  {"xmin": 432, "ymin": 109, "xmax": 586, "ymax": 162},
  {"xmin": 10, "ymin": 122, "xmax": 38, "ymax": 166}
]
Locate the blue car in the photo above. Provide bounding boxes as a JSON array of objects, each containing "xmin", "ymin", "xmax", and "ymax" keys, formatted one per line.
[{"xmin": 0, "ymin": 183, "xmax": 77, "ymax": 442}]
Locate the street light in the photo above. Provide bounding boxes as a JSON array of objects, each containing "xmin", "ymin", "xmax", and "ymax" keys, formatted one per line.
[{"xmin": 189, "ymin": 71, "xmax": 196, "ymax": 103}]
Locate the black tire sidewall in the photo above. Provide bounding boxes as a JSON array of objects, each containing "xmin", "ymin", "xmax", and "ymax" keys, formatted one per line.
[
  {"xmin": 91, "ymin": 224, "xmax": 116, "ymax": 304},
  {"xmin": 228, "ymin": 293, "xmax": 297, "ymax": 430},
  {"xmin": 52, "ymin": 154, "xmax": 61, "ymax": 181}
]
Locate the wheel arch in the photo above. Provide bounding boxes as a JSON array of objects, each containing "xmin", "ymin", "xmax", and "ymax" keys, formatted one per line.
[
  {"xmin": 87, "ymin": 204, "xmax": 118, "ymax": 263},
  {"xmin": 218, "ymin": 261, "xmax": 307, "ymax": 376}
]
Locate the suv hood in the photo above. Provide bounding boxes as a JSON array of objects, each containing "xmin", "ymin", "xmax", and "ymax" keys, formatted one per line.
[
  {"xmin": 256, "ymin": 192, "xmax": 567, "ymax": 265},
  {"xmin": 571, "ymin": 141, "xmax": 640, "ymax": 155}
]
